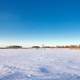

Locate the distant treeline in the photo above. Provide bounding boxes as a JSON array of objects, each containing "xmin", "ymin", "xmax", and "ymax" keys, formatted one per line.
[
  {"xmin": 31, "ymin": 45, "xmax": 80, "ymax": 49},
  {"xmin": 0, "ymin": 45, "xmax": 22, "ymax": 49},
  {"xmin": 0, "ymin": 45, "xmax": 80, "ymax": 49}
]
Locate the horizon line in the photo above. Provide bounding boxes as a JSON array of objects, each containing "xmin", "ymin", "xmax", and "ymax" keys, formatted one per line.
[{"xmin": 0, "ymin": 44, "xmax": 80, "ymax": 48}]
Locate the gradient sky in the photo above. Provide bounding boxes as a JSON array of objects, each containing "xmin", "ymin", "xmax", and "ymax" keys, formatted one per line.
[{"xmin": 0, "ymin": 0, "xmax": 80, "ymax": 47}]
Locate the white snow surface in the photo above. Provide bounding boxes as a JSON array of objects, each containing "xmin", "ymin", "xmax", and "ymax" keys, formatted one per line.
[{"xmin": 0, "ymin": 48, "xmax": 80, "ymax": 80}]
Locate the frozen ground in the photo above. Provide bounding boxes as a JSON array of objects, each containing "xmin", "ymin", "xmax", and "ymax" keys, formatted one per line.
[{"xmin": 0, "ymin": 48, "xmax": 80, "ymax": 80}]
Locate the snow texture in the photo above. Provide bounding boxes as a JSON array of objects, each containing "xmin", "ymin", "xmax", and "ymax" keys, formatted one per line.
[{"xmin": 0, "ymin": 48, "xmax": 80, "ymax": 80}]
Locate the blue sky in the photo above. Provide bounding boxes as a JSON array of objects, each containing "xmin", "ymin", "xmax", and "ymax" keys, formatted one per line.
[{"xmin": 0, "ymin": 0, "xmax": 80, "ymax": 46}]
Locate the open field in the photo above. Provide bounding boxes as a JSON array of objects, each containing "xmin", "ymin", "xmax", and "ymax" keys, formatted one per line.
[{"xmin": 0, "ymin": 49, "xmax": 80, "ymax": 80}]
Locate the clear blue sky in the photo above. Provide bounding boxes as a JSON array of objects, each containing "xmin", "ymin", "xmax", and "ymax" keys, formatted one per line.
[{"xmin": 0, "ymin": 0, "xmax": 80, "ymax": 46}]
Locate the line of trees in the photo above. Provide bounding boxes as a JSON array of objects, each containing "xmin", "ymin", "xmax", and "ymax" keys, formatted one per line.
[
  {"xmin": 6, "ymin": 45, "xmax": 22, "ymax": 49},
  {"xmin": 0, "ymin": 45, "xmax": 80, "ymax": 49},
  {"xmin": 0, "ymin": 45, "xmax": 22, "ymax": 49}
]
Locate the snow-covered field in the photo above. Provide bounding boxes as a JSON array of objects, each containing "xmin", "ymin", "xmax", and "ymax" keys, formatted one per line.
[{"xmin": 0, "ymin": 48, "xmax": 80, "ymax": 80}]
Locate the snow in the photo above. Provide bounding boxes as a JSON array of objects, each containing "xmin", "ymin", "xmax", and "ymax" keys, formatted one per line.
[{"xmin": 0, "ymin": 48, "xmax": 80, "ymax": 80}]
